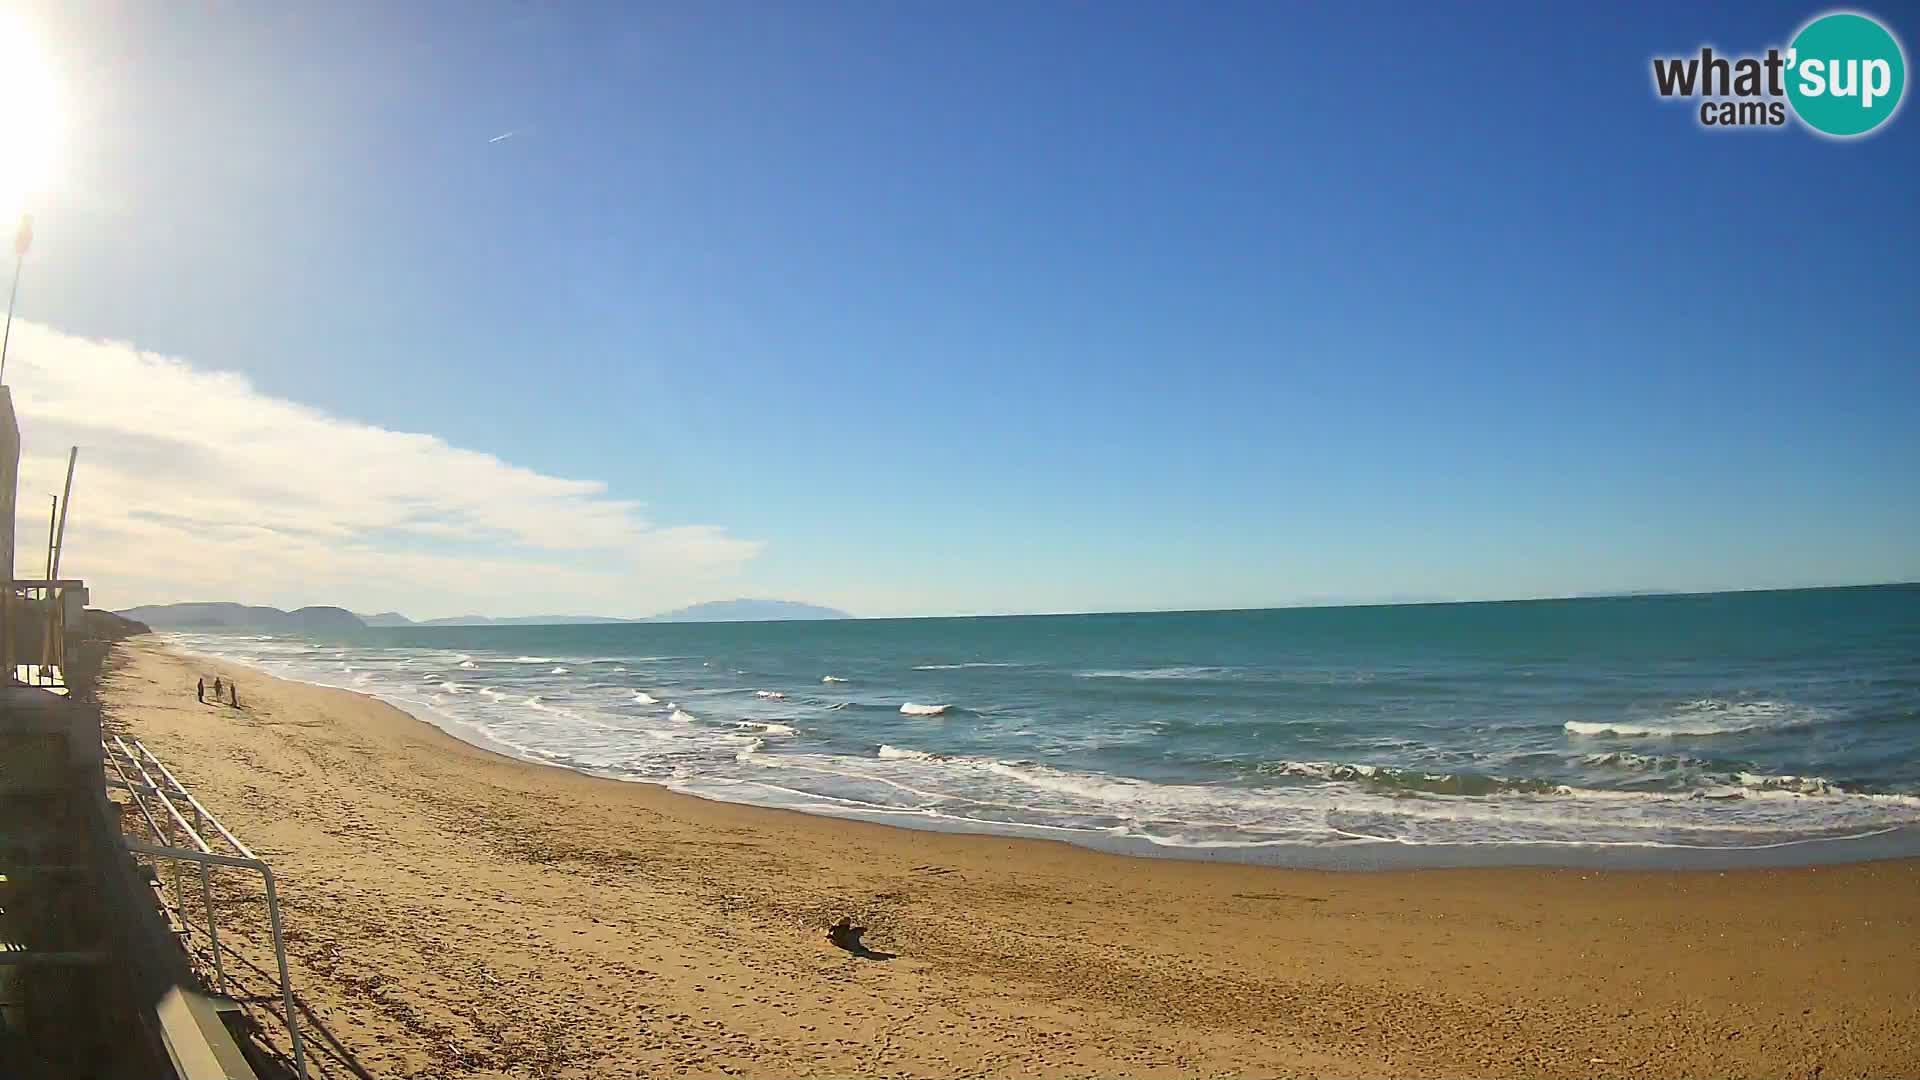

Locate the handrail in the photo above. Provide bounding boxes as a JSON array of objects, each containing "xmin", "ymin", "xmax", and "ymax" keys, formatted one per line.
[
  {"xmin": 136, "ymin": 742, "xmax": 258, "ymax": 861},
  {"xmin": 115, "ymin": 736, "xmax": 212, "ymax": 852},
  {"xmin": 106, "ymin": 739, "xmax": 308, "ymax": 1079}
]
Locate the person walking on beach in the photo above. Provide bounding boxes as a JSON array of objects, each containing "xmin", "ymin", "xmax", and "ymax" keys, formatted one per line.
[
  {"xmin": 196, "ymin": 677, "xmax": 205, "ymax": 703},
  {"xmin": 229, "ymin": 682, "xmax": 239, "ymax": 708},
  {"xmin": 213, "ymin": 676, "xmax": 223, "ymax": 698}
]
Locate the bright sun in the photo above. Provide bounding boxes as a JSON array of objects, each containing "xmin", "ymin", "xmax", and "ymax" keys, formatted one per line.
[{"xmin": 0, "ymin": 17, "xmax": 61, "ymax": 226}]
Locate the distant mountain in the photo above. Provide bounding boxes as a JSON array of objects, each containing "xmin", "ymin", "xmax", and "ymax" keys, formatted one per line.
[
  {"xmin": 644, "ymin": 599, "xmax": 851, "ymax": 623},
  {"xmin": 117, "ymin": 602, "xmax": 365, "ymax": 634},
  {"xmin": 127, "ymin": 598, "xmax": 850, "ymax": 633}
]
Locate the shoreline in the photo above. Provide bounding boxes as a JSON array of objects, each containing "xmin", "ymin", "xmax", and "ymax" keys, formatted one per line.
[
  {"xmin": 164, "ymin": 633, "xmax": 1920, "ymax": 873},
  {"xmin": 101, "ymin": 636, "xmax": 1920, "ymax": 1078}
]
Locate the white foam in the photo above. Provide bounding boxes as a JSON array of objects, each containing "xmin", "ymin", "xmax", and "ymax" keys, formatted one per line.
[
  {"xmin": 754, "ymin": 690, "xmax": 786, "ymax": 700},
  {"xmin": 1075, "ymin": 666, "xmax": 1230, "ymax": 680},
  {"xmin": 739, "ymin": 721, "xmax": 797, "ymax": 736},
  {"xmin": 900, "ymin": 702, "xmax": 950, "ymax": 716},
  {"xmin": 633, "ymin": 692, "xmax": 659, "ymax": 705},
  {"xmin": 878, "ymin": 744, "xmax": 935, "ymax": 760},
  {"xmin": 671, "ymin": 708, "xmax": 699, "ymax": 724},
  {"xmin": 459, "ymin": 660, "xmax": 478, "ymax": 669},
  {"xmin": 1580, "ymin": 751, "xmax": 1697, "ymax": 771},
  {"xmin": 913, "ymin": 662, "xmax": 1016, "ymax": 670},
  {"xmin": 822, "ymin": 675, "xmax": 849, "ymax": 683},
  {"xmin": 1734, "ymin": 771, "xmax": 1843, "ymax": 796},
  {"xmin": 550, "ymin": 666, "xmax": 570, "ymax": 675},
  {"xmin": 1565, "ymin": 699, "xmax": 1823, "ymax": 738}
]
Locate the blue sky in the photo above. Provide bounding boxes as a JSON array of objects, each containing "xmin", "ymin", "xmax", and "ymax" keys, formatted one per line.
[{"xmin": 8, "ymin": 0, "xmax": 1918, "ymax": 617}]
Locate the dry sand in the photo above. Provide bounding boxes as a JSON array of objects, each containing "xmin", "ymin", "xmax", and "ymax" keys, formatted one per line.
[{"xmin": 99, "ymin": 637, "xmax": 1917, "ymax": 1079}]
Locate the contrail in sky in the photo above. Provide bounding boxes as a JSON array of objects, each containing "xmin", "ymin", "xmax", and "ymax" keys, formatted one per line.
[{"xmin": 488, "ymin": 131, "xmax": 517, "ymax": 143}]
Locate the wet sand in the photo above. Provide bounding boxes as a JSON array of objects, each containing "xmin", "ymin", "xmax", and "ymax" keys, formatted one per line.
[{"xmin": 100, "ymin": 637, "xmax": 1918, "ymax": 1079}]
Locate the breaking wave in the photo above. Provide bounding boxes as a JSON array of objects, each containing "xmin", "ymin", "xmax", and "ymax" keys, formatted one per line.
[
  {"xmin": 1076, "ymin": 666, "xmax": 1233, "ymax": 680},
  {"xmin": 877, "ymin": 744, "xmax": 937, "ymax": 760}
]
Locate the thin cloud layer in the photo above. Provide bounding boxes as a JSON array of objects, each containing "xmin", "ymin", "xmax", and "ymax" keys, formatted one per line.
[{"xmin": 3, "ymin": 320, "xmax": 761, "ymax": 617}]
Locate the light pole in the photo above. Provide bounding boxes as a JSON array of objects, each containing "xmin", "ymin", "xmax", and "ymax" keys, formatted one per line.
[{"xmin": 0, "ymin": 215, "xmax": 32, "ymax": 386}]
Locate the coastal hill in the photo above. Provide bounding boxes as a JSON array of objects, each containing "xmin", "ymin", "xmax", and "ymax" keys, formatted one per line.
[
  {"xmin": 363, "ymin": 601, "xmax": 850, "ymax": 626},
  {"xmin": 116, "ymin": 602, "xmax": 364, "ymax": 634},
  {"xmin": 117, "ymin": 598, "xmax": 851, "ymax": 632}
]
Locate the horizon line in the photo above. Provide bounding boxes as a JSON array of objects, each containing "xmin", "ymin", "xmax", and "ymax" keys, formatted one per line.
[{"xmin": 115, "ymin": 579, "xmax": 1918, "ymax": 627}]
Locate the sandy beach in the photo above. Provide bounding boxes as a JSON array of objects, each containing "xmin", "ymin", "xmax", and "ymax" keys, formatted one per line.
[{"xmin": 97, "ymin": 637, "xmax": 1917, "ymax": 1079}]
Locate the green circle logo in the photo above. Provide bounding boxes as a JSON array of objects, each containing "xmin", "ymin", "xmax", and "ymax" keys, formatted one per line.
[{"xmin": 1787, "ymin": 12, "xmax": 1907, "ymax": 137}]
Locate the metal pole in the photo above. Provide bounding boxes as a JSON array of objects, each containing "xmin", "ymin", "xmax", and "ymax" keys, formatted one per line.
[
  {"xmin": 184, "ymin": 796, "xmax": 228, "ymax": 995},
  {"xmin": 39, "ymin": 497, "xmax": 53, "ymax": 682},
  {"xmin": 197, "ymin": 858, "xmax": 227, "ymax": 995},
  {"xmin": 260, "ymin": 868, "xmax": 308, "ymax": 1080},
  {"xmin": 50, "ymin": 447, "xmax": 75, "ymax": 580}
]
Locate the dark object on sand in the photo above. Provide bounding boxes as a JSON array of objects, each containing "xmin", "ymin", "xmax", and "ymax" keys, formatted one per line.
[
  {"xmin": 826, "ymin": 917, "xmax": 865, "ymax": 949},
  {"xmin": 196, "ymin": 677, "xmax": 204, "ymax": 703},
  {"xmin": 229, "ymin": 682, "xmax": 238, "ymax": 707},
  {"xmin": 826, "ymin": 917, "xmax": 895, "ymax": 960}
]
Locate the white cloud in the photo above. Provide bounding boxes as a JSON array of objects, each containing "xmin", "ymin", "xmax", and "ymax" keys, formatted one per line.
[{"xmin": 3, "ymin": 320, "xmax": 762, "ymax": 617}]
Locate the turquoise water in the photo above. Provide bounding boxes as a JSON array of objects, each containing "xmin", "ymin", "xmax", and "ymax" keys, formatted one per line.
[{"xmin": 170, "ymin": 585, "xmax": 1920, "ymax": 865}]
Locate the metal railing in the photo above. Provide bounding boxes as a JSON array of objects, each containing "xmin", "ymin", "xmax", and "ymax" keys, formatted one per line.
[{"xmin": 103, "ymin": 735, "xmax": 308, "ymax": 1079}]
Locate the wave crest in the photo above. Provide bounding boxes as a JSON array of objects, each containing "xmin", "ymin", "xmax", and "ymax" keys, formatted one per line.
[
  {"xmin": 1566, "ymin": 699, "xmax": 1824, "ymax": 738},
  {"xmin": 878, "ymin": 744, "xmax": 937, "ymax": 760}
]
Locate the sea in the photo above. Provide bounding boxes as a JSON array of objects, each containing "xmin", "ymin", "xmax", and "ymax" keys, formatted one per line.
[{"xmin": 163, "ymin": 585, "xmax": 1920, "ymax": 869}]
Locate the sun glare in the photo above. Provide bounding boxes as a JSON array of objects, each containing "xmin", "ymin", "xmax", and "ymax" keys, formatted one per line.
[{"xmin": 0, "ymin": 17, "xmax": 61, "ymax": 225}]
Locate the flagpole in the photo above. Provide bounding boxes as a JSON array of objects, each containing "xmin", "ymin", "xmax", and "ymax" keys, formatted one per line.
[{"xmin": 1, "ymin": 216, "xmax": 33, "ymax": 387}]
